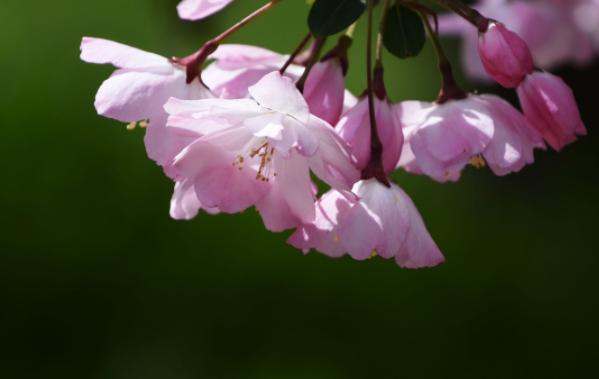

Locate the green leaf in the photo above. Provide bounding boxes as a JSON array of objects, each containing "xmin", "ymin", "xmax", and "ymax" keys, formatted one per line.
[
  {"xmin": 383, "ymin": 3, "xmax": 426, "ymax": 59},
  {"xmin": 308, "ymin": 0, "xmax": 366, "ymax": 36}
]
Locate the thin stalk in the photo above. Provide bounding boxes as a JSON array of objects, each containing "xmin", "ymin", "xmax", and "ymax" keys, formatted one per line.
[
  {"xmin": 280, "ymin": 33, "xmax": 312, "ymax": 74},
  {"xmin": 295, "ymin": 36, "xmax": 326, "ymax": 92},
  {"xmin": 176, "ymin": 0, "xmax": 283, "ymax": 83},
  {"xmin": 428, "ymin": 0, "xmax": 488, "ymax": 31},
  {"xmin": 363, "ymin": 0, "xmax": 389, "ymax": 185},
  {"xmin": 375, "ymin": 0, "xmax": 392, "ymax": 68},
  {"xmin": 419, "ymin": 11, "xmax": 466, "ymax": 103}
]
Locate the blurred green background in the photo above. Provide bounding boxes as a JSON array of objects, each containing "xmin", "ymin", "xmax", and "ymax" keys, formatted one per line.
[{"xmin": 1, "ymin": 0, "xmax": 598, "ymax": 378}]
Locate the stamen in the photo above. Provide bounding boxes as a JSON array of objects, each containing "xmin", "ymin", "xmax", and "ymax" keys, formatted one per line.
[
  {"xmin": 126, "ymin": 120, "xmax": 149, "ymax": 131},
  {"xmin": 232, "ymin": 142, "xmax": 277, "ymax": 181},
  {"xmin": 469, "ymin": 155, "xmax": 486, "ymax": 168}
]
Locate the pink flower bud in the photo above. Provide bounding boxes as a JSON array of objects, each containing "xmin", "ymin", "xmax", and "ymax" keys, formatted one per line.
[
  {"xmin": 303, "ymin": 59, "xmax": 346, "ymax": 125},
  {"xmin": 337, "ymin": 97, "xmax": 403, "ymax": 175},
  {"xmin": 517, "ymin": 72, "xmax": 586, "ymax": 151},
  {"xmin": 478, "ymin": 22, "xmax": 534, "ymax": 88}
]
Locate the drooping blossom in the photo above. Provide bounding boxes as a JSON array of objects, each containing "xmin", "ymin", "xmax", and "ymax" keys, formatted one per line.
[
  {"xmin": 289, "ymin": 179, "xmax": 445, "ymax": 269},
  {"xmin": 478, "ymin": 22, "xmax": 534, "ymax": 88},
  {"xmin": 517, "ymin": 71, "xmax": 587, "ymax": 151},
  {"xmin": 79, "ymin": 37, "xmax": 212, "ymax": 175},
  {"xmin": 177, "ymin": 0, "xmax": 234, "ymax": 21},
  {"xmin": 337, "ymin": 95, "xmax": 404, "ymax": 175},
  {"xmin": 165, "ymin": 72, "xmax": 359, "ymax": 230},
  {"xmin": 396, "ymin": 95, "xmax": 543, "ymax": 182},
  {"xmin": 441, "ymin": 0, "xmax": 598, "ymax": 82}
]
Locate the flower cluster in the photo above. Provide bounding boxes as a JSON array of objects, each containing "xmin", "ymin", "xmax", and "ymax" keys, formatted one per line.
[{"xmin": 81, "ymin": 0, "xmax": 587, "ymax": 268}]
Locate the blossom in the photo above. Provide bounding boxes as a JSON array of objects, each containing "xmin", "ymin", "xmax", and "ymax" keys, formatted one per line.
[
  {"xmin": 288, "ymin": 179, "xmax": 445, "ymax": 269},
  {"xmin": 303, "ymin": 59, "xmax": 346, "ymax": 125},
  {"xmin": 478, "ymin": 22, "xmax": 534, "ymax": 88},
  {"xmin": 79, "ymin": 37, "xmax": 212, "ymax": 175},
  {"xmin": 165, "ymin": 72, "xmax": 359, "ymax": 230},
  {"xmin": 177, "ymin": 0, "xmax": 234, "ymax": 21},
  {"xmin": 517, "ymin": 71, "xmax": 587, "ymax": 151},
  {"xmin": 337, "ymin": 96, "xmax": 404, "ymax": 175},
  {"xmin": 396, "ymin": 95, "xmax": 543, "ymax": 182}
]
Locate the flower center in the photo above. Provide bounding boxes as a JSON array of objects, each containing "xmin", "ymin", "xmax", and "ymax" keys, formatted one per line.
[
  {"xmin": 469, "ymin": 155, "xmax": 486, "ymax": 169},
  {"xmin": 232, "ymin": 141, "xmax": 278, "ymax": 182},
  {"xmin": 251, "ymin": 142, "xmax": 276, "ymax": 182}
]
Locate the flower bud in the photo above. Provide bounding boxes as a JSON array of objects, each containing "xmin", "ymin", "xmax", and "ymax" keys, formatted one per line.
[
  {"xmin": 478, "ymin": 22, "xmax": 534, "ymax": 88},
  {"xmin": 517, "ymin": 72, "xmax": 586, "ymax": 151},
  {"xmin": 303, "ymin": 59, "xmax": 346, "ymax": 125}
]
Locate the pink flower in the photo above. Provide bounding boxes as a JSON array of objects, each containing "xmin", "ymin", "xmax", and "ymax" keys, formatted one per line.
[
  {"xmin": 478, "ymin": 22, "xmax": 534, "ymax": 88},
  {"xmin": 397, "ymin": 95, "xmax": 543, "ymax": 181},
  {"xmin": 288, "ymin": 179, "xmax": 445, "ymax": 269},
  {"xmin": 165, "ymin": 72, "xmax": 359, "ymax": 230},
  {"xmin": 477, "ymin": 95, "xmax": 544, "ymax": 175},
  {"xmin": 79, "ymin": 37, "xmax": 212, "ymax": 175},
  {"xmin": 202, "ymin": 44, "xmax": 304, "ymax": 99},
  {"xmin": 517, "ymin": 71, "xmax": 587, "ymax": 151},
  {"xmin": 337, "ymin": 97, "xmax": 404, "ymax": 175},
  {"xmin": 303, "ymin": 59, "xmax": 346, "ymax": 125},
  {"xmin": 177, "ymin": 0, "xmax": 234, "ymax": 21}
]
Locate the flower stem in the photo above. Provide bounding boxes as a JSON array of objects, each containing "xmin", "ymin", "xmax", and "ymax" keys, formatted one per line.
[
  {"xmin": 429, "ymin": 0, "xmax": 488, "ymax": 31},
  {"xmin": 418, "ymin": 11, "xmax": 466, "ymax": 103},
  {"xmin": 175, "ymin": 0, "xmax": 283, "ymax": 84},
  {"xmin": 280, "ymin": 33, "xmax": 312, "ymax": 75},
  {"xmin": 363, "ymin": 0, "xmax": 389, "ymax": 186},
  {"xmin": 375, "ymin": 0, "xmax": 392, "ymax": 69},
  {"xmin": 295, "ymin": 36, "xmax": 327, "ymax": 92}
]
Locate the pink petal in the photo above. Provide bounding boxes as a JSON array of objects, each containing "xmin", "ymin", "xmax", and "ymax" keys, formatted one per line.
[
  {"xmin": 209, "ymin": 44, "xmax": 283, "ymax": 70},
  {"xmin": 248, "ymin": 72, "xmax": 310, "ymax": 122},
  {"xmin": 80, "ymin": 37, "xmax": 171, "ymax": 73},
  {"xmin": 177, "ymin": 0, "xmax": 234, "ymax": 21}
]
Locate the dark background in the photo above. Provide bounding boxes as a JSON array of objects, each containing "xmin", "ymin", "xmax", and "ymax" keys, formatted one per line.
[{"xmin": 1, "ymin": 0, "xmax": 598, "ymax": 378}]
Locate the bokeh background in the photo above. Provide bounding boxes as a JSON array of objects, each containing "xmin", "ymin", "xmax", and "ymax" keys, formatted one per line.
[{"xmin": 2, "ymin": 0, "xmax": 598, "ymax": 378}]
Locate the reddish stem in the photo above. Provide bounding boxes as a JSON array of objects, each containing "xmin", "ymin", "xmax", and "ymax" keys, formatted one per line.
[{"xmin": 173, "ymin": 0, "xmax": 282, "ymax": 84}]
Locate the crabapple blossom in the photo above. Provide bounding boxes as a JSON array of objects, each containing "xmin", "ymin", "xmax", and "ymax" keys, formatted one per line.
[
  {"xmin": 177, "ymin": 0, "xmax": 234, "ymax": 21},
  {"xmin": 79, "ymin": 37, "xmax": 212, "ymax": 176},
  {"xmin": 165, "ymin": 72, "xmax": 359, "ymax": 231},
  {"xmin": 478, "ymin": 22, "xmax": 534, "ymax": 88},
  {"xmin": 288, "ymin": 179, "xmax": 445, "ymax": 269},
  {"xmin": 397, "ymin": 95, "xmax": 543, "ymax": 182},
  {"xmin": 517, "ymin": 71, "xmax": 587, "ymax": 151}
]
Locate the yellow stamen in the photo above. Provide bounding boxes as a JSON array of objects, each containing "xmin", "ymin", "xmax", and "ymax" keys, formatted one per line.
[{"xmin": 469, "ymin": 155, "xmax": 486, "ymax": 169}]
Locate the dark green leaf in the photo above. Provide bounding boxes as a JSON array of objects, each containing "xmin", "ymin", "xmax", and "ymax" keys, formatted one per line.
[
  {"xmin": 383, "ymin": 3, "xmax": 426, "ymax": 59},
  {"xmin": 308, "ymin": 0, "xmax": 366, "ymax": 36}
]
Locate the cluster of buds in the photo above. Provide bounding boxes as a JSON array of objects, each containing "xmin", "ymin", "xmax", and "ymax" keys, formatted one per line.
[{"xmin": 81, "ymin": 0, "xmax": 588, "ymax": 269}]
